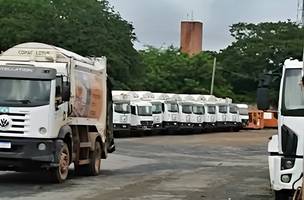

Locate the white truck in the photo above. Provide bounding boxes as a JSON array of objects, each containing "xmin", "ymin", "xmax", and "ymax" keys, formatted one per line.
[
  {"xmin": 215, "ymin": 98, "xmax": 229, "ymax": 131},
  {"xmin": 200, "ymin": 95, "xmax": 217, "ymax": 131},
  {"xmin": 147, "ymin": 93, "xmax": 164, "ymax": 132},
  {"xmin": 175, "ymin": 94, "xmax": 195, "ymax": 132},
  {"xmin": 267, "ymin": 59, "xmax": 304, "ymax": 199},
  {"xmin": 156, "ymin": 93, "xmax": 180, "ymax": 132},
  {"xmin": 226, "ymin": 103, "xmax": 241, "ymax": 132},
  {"xmin": 0, "ymin": 42, "xmax": 115, "ymax": 183},
  {"xmin": 112, "ymin": 91, "xmax": 131, "ymax": 135},
  {"xmin": 236, "ymin": 103, "xmax": 249, "ymax": 128},
  {"xmin": 127, "ymin": 92, "xmax": 153, "ymax": 134}
]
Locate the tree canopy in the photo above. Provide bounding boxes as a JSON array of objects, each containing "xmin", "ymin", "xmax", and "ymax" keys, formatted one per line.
[
  {"xmin": 218, "ymin": 21, "xmax": 304, "ymax": 103},
  {"xmin": 0, "ymin": 0, "xmax": 141, "ymax": 89},
  {"xmin": 137, "ymin": 46, "xmax": 234, "ymax": 98}
]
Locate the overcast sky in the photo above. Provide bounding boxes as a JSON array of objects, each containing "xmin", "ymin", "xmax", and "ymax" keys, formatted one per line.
[{"xmin": 108, "ymin": 0, "xmax": 299, "ymax": 51}]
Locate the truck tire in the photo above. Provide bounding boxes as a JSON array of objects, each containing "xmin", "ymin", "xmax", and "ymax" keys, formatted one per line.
[
  {"xmin": 88, "ymin": 141, "xmax": 102, "ymax": 176},
  {"xmin": 275, "ymin": 190, "xmax": 291, "ymax": 200},
  {"xmin": 49, "ymin": 143, "xmax": 70, "ymax": 183},
  {"xmin": 77, "ymin": 141, "xmax": 102, "ymax": 176}
]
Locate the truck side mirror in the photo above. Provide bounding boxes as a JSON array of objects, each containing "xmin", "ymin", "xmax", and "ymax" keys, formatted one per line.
[
  {"xmin": 62, "ymin": 82, "xmax": 70, "ymax": 102},
  {"xmin": 302, "ymin": 76, "xmax": 304, "ymax": 86}
]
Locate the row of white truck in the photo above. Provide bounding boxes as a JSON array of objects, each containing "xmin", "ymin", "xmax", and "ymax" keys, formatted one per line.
[{"xmin": 112, "ymin": 91, "xmax": 249, "ymax": 135}]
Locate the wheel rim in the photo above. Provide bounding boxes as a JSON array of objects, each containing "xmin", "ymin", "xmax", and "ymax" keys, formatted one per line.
[
  {"xmin": 59, "ymin": 147, "xmax": 69, "ymax": 179},
  {"xmin": 94, "ymin": 144, "xmax": 101, "ymax": 172}
]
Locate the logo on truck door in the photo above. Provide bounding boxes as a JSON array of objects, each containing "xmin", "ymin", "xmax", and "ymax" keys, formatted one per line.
[{"xmin": 0, "ymin": 115, "xmax": 12, "ymax": 130}]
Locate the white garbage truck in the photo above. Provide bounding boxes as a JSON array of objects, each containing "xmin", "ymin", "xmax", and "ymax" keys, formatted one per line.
[
  {"xmin": 200, "ymin": 95, "xmax": 217, "ymax": 131},
  {"xmin": 127, "ymin": 92, "xmax": 153, "ymax": 134},
  {"xmin": 236, "ymin": 104, "xmax": 249, "ymax": 128},
  {"xmin": 0, "ymin": 42, "xmax": 115, "ymax": 183},
  {"xmin": 112, "ymin": 91, "xmax": 131, "ymax": 135},
  {"xmin": 156, "ymin": 93, "xmax": 180, "ymax": 132},
  {"xmin": 215, "ymin": 98, "xmax": 229, "ymax": 131},
  {"xmin": 267, "ymin": 59, "xmax": 304, "ymax": 199}
]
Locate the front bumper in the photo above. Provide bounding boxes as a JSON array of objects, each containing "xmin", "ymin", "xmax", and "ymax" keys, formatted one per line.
[
  {"xmin": 269, "ymin": 155, "xmax": 303, "ymax": 191},
  {"xmin": 113, "ymin": 123, "xmax": 131, "ymax": 131},
  {"xmin": 204, "ymin": 122, "xmax": 216, "ymax": 129},
  {"xmin": 153, "ymin": 123, "xmax": 163, "ymax": 130},
  {"xmin": 131, "ymin": 125, "xmax": 153, "ymax": 131},
  {"xmin": 216, "ymin": 121, "xmax": 228, "ymax": 129},
  {"xmin": 0, "ymin": 137, "xmax": 62, "ymax": 171},
  {"xmin": 179, "ymin": 123, "xmax": 194, "ymax": 129},
  {"xmin": 163, "ymin": 121, "xmax": 179, "ymax": 130}
]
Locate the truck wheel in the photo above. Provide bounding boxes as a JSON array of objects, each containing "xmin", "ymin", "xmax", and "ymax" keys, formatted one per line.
[
  {"xmin": 50, "ymin": 143, "xmax": 70, "ymax": 183},
  {"xmin": 275, "ymin": 190, "xmax": 291, "ymax": 200},
  {"xmin": 89, "ymin": 141, "xmax": 102, "ymax": 176},
  {"xmin": 78, "ymin": 141, "xmax": 102, "ymax": 176}
]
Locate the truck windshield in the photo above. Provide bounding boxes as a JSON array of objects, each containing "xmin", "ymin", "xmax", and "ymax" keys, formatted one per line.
[
  {"xmin": 114, "ymin": 103, "xmax": 130, "ymax": 114},
  {"xmin": 239, "ymin": 108, "xmax": 248, "ymax": 115},
  {"xmin": 137, "ymin": 106, "xmax": 152, "ymax": 116},
  {"xmin": 282, "ymin": 69, "xmax": 304, "ymax": 116},
  {"xmin": 0, "ymin": 78, "xmax": 51, "ymax": 107},
  {"xmin": 208, "ymin": 106, "xmax": 216, "ymax": 114},
  {"xmin": 152, "ymin": 103, "xmax": 162, "ymax": 114},
  {"xmin": 219, "ymin": 105, "xmax": 228, "ymax": 113},
  {"xmin": 182, "ymin": 105, "xmax": 192, "ymax": 114},
  {"xmin": 193, "ymin": 105, "xmax": 204, "ymax": 114},
  {"xmin": 229, "ymin": 106, "xmax": 238, "ymax": 114},
  {"xmin": 167, "ymin": 103, "xmax": 178, "ymax": 112}
]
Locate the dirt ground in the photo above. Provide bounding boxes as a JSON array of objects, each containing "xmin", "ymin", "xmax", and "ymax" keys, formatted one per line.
[{"xmin": 0, "ymin": 129, "xmax": 275, "ymax": 200}]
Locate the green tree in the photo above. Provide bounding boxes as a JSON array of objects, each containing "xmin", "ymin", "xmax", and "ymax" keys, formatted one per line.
[
  {"xmin": 139, "ymin": 46, "xmax": 233, "ymax": 98},
  {"xmin": 218, "ymin": 21, "xmax": 304, "ymax": 103},
  {"xmin": 0, "ymin": 0, "xmax": 141, "ymax": 88}
]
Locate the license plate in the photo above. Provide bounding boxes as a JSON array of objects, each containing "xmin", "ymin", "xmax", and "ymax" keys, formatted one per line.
[{"xmin": 0, "ymin": 141, "xmax": 11, "ymax": 149}]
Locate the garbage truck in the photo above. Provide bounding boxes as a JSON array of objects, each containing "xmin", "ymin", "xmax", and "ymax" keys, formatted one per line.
[
  {"xmin": 266, "ymin": 59, "xmax": 304, "ymax": 199},
  {"xmin": 0, "ymin": 42, "xmax": 115, "ymax": 183}
]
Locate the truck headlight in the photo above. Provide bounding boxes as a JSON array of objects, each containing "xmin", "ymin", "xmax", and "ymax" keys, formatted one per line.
[
  {"xmin": 281, "ymin": 158, "xmax": 295, "ymax": 170},
  {"xmin": 38, "ymin": 143, "xmax": 47, "ymax": 151},
  {"xmin": 39, "ymin": 127, "xmax": 47, "ymax": 135},
  {"xmin": 281, "ymin": 174, "xmax": 291, "ymax": 183}
]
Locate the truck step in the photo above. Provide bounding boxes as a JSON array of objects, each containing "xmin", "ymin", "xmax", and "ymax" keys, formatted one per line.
[
  {"xmin": 80, "ymin": 142, "xmax": 91, "ymax": 148},
  {"xmin": 78, "ymin": 159, "xmax": 90, "ymax": 165}
]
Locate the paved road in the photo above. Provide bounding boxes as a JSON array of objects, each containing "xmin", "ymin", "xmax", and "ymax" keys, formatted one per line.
[{"xmin": 0, "ymin": 129, "xmax": 275, "ymax": 200}]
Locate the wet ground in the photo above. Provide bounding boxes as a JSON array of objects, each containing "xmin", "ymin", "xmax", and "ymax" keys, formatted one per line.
[{"xmin": 0, "ymin": 129, "xmax": 275, "ymax": 200}]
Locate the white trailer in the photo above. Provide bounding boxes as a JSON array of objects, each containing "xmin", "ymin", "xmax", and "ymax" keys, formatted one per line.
[
  {"xmin": 127, "ymin": 92, "xmax": 153, "ymax": 133},
  {"xmin": 0, "ymin": 42, "xmax": 115, "ymax": 183},
  {"xmin": 112, "ymin": 91, "xmax": 131, "ymax": 134},
  {"xmin": 267, "ymin": 59, "xmax": 304, "ymax": 199},
  {"xmin": 236, "ymin": 104, "xmax": 249, "ymax": 128}
]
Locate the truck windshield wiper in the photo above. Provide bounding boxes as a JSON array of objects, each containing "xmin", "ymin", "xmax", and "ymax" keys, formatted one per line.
[{"xmin": 4, "ymin": 99, "xmax": 31, "ymax": 104}]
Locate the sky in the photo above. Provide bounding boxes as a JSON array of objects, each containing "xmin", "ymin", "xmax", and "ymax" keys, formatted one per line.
[{"xmin": 108, "ymin": 0, "xmax": 299, "ymax": 51}]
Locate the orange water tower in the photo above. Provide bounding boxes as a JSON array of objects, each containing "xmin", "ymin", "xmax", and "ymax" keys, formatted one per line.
[{"xmin": 180, "ymin": 21, "xmax": 203, "ymax": 56}]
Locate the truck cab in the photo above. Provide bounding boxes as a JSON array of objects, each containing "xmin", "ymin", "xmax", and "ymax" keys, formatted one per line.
[
  {"xmin": 215, "ymin": 98, "xmax": 229, "ymax": 131},
  {"xmin": 236, "ymin": 103, "xmax": 249, "ymax": 128},
  {"xmin": 159, "ymin": 94, "xmax": 180, "ymax": 132},
  {"xmin": 112, "ymin": 91, "xmax": 131, "ymax": 135},
  {"xmin": 175, "ymin": 94, "xmax": 195, "ymax": 132},
  {"xmin": 128, "ymin": 92, "xmax": 153, "ymax": 133},
  {"xmin": 268, "ymin": 59, "xmax": 304, "ymax": 199},
  {"xmin": 227, "ymin": 104, "xmax": 241, "ymax": 131}
]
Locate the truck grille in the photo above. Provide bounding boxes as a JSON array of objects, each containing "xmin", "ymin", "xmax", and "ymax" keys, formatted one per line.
[
  {"xmin": 141, "ymin": 121, "xmax": 153, "ymax": 126},
  {"xmin": 0, "ymin": 112, "xmax": 29, "ymax": 134}
]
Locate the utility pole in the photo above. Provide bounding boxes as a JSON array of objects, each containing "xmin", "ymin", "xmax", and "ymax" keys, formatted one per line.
[{"xmin": 210, "ymin": 57, "xmax": 216, "ymax": 95}]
